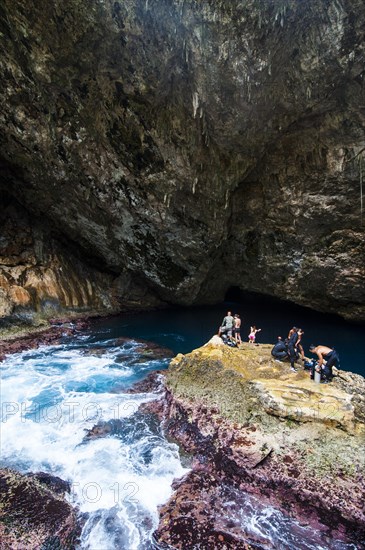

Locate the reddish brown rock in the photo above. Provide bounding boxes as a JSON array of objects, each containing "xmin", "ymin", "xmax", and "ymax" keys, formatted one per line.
[
  {"xmin": 0, "ymin": 468, "xmax": 81, "ymax": 549},
  {"xmin": 0, "ymin": 318, "xmax": 89, "ymax": 361}
]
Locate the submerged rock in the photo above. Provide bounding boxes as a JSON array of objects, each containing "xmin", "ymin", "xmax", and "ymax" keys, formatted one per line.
[
  {"xmin": 114, "ymin": 337, "xmax": 175, "ymax": 361},
  {"xmin": 154, "ymin": 341, "xmax": 365, "ymax": 548}
]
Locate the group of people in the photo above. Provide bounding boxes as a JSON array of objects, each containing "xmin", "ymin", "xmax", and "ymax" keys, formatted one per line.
[
  {"xmin": 271, "ymin": 327, "xmax": 305, "ymax": 372},
  {"xmin": 218, "ymin": 313, "xmax": 340, "ymax": 383},
  {"xmin": 218, "ymin": 311, "xmax": 261, "ymax": 346},
  {"xmin": 271, "ymin": 326, "xmax": 340, "ymax": 383}
]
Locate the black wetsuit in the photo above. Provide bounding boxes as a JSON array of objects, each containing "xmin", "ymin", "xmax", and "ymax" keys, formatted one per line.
[
  {"xmin": 271, "ymin": 340, "xmax": 288, "ymax": 361},
  {"xmin": 322, "ymin": 349, "xmax": 340, "ymax": 381},
  {"xmin": 288, "ymin": 332, "xmax": 298, "ymax": 369}
]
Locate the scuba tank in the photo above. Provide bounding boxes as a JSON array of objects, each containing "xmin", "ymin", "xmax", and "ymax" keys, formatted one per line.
[{"xmin": 314, "ymin": 368, "xmax": 321, "ymax": 384}]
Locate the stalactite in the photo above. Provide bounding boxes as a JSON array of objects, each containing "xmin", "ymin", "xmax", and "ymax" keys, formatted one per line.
[
  {"xmin": 192, "ymin": 92, "xmax": 199, "ymax": 118},
  {"xmin": 359, "ymin": 155, "xmax": 363, "ymax": 227},
  {"xmin": 272, "ymin": 4, "xmax": 288, "ymax": 28},
  {"xmin": 247, "ymin": 79, "xmax": 252, "ymax": 102},
  {"xmin": 224, "ymin": 189, "xmax": 229, "ymax": 210},
  {"xmin": 185, "ymin": 41, "xmax": 189, "ymax": 63}
]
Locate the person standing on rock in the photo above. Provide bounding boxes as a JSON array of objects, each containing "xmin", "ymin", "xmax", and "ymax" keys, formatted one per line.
[
  {"xmin": 248, "ymin": 325, "xmax": 261, "ymax": 344},
  {"xmin": 218, "ymin": 311, "xmax": 234, "ymax": 339},
  {"xmin": 309, "ymin": 345, "xmax": 340, "ymax": 382},
  {"xmin": 287, "ymin": 326, "xmax": 298, "ymax": 340},
  {"xmin": 233, "ymin": 314, "xmax": 242, "ymax": 344},
  {"xmin": 296, "ymin": 328, "xmax": 305, "ymax": 361},
  {"xmin": 288, "ymin": 327, "xmax": 299, "ymax": 371}
]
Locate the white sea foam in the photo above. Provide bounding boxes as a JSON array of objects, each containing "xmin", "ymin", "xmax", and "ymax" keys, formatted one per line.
[{"xmin": 0, "ymin": 341, "xmax": 187, "ymax": 548}]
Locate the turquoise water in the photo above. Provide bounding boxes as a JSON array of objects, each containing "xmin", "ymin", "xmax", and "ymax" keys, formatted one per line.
[{"xmin": 0, "ymin": 300, "xmax": 363, "ymax": 549}]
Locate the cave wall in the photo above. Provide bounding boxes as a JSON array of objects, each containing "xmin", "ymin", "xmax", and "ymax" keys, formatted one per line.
[
  {"xmin": 0, "ymin": 194, "xmax": 160, "ymax": 324},
  {"xmin": 0, "ymin": 0, "xmax": 364, "ymax": 321},
  {"xmin": 198, "ymin": 121, "xmax": 365, "ymax": 319},
  {"xmin": 0, "ymin": 193, "xmax": 113, "ymax": 322}
]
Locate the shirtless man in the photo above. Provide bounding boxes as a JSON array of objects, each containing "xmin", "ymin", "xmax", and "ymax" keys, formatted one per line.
[
  {"xmin": 233, "ymin": 314, "xmax": 242, "ymax": 344},
  {"xmin": 309, "ymin": 345, "xmax": 340, "ymax": 382},
  {"xmin": 296, "ymin": 328, "xmax": 305, "ymax": 361}
]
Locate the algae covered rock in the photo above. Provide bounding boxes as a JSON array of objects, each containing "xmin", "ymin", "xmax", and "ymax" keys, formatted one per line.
[
  {"xmin": 167, "ymin": 342, "xmax": 365, "ymax": 432},
  {"xmin": 0, "ymin": 468, "xmax": 80, "ymax": 549}
]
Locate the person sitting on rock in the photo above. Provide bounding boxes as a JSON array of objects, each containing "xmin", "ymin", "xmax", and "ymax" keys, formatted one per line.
[
  {"xmin": 309, "ymin": 344, "xmax": 340, "ymax": 383},
  {"xmin": 271, "ymin": 336, "xmax": 288, "ymax": 361}
]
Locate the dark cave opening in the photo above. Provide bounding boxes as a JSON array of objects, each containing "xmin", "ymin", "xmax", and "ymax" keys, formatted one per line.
[
  {"xmin": 224, "ymin": 286, "xmax": 288, "ymax": 307},
  {"xmin": 223, "ymin": 286, "xmax": 359, "ymax": 328}
]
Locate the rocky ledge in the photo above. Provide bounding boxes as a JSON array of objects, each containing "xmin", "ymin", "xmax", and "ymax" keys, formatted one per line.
[
  {"xmin": 153, "ymin": 340, "xmax": 365, "ymax": 548},
  {"xmin": 0, "ymin": 469, "xmax": 81, "ymax": 549},
  {"xmin": 0, "ymin": 318, "xmax": 90, "ymax": 362}
]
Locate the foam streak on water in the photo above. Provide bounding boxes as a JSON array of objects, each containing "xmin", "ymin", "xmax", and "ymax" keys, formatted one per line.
[{"xmin": 219, "ymin": 485, "xmax": 357, "ymax": 550}]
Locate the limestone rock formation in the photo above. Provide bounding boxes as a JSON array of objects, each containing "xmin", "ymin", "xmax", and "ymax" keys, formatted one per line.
[
  {"xmin": 0, "ymin": 0, "xmax": 364, "ymax": 321},
  {"xmin": 154, "ymin": 341, "xmax": 365, "ymax": 547}
]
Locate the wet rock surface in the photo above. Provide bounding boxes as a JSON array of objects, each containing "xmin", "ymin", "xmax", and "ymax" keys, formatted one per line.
[
  {"xmin": 154, "ymin": 470, "xmax": 267, "ymax": 550},
  {"xmin": 0, "ymin": 0, "xmax": 364, "ymax": 320},
  {"xmin": 125, "ymin": 370, "xmax": 166, "ymax": 394},
  {"xmin": 154, "ymin": 342, "xmax": 365, "ymax": 548},
  {"xmin": 0, "ymin": 468, "xmax": 81, "ymax": 549}
]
